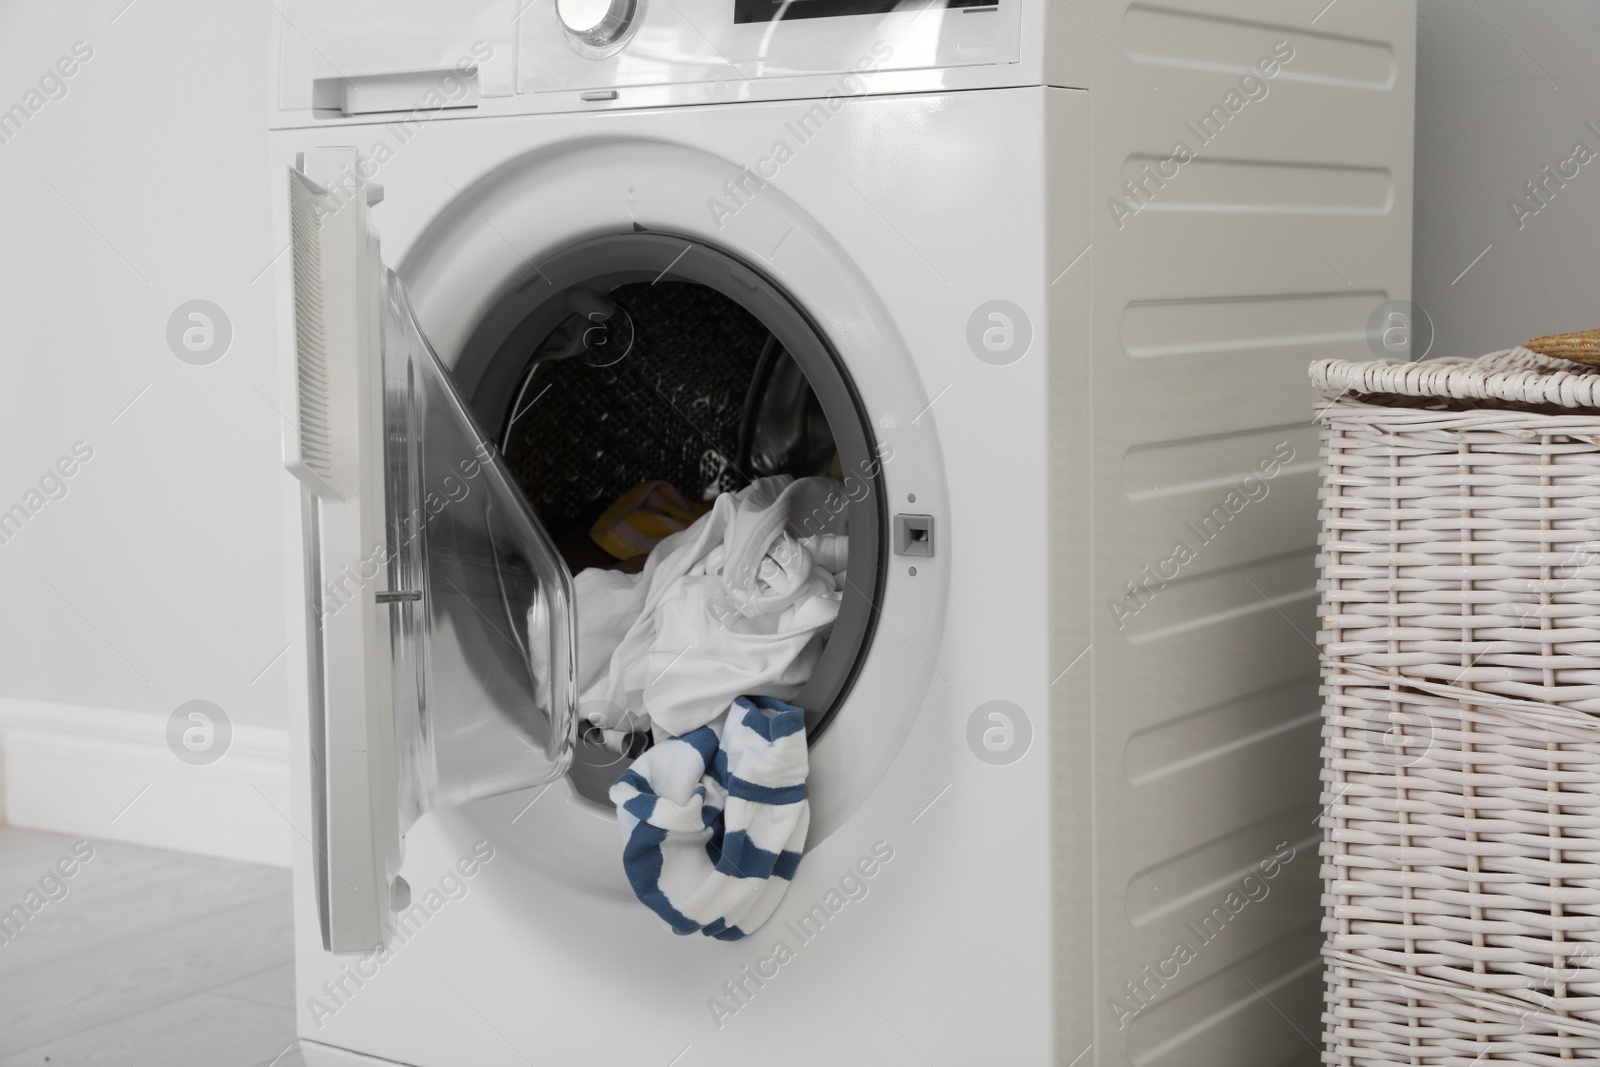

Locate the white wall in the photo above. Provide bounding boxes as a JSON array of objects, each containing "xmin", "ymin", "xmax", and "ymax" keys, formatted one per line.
[
  {"xmin": 0, "ymin": 2, "xmax": 286, "ymax": 729},
  {"xmin": 0, "ymin": 3, "xmax": 289, "ymax": 860},
  {"xmin": 1414, "ymin": 0, "xmax": 1600, "ymax": 358}
]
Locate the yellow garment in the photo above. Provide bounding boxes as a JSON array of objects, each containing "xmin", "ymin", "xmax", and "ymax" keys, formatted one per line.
[{"xmin": 590, "ymin": 480, "xmax": 709, "ymax": 560}]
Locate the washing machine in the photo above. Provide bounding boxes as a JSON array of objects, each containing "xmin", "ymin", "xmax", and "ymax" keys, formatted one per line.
[{"xmin": 268, "ymin": 2, "xmax": 1416, "ymax": 1064}]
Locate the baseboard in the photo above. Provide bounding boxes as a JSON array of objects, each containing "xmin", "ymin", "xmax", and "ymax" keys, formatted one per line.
[{"xmin": 0, "ymin": 697, "xmax": 291, "ymax": 868}]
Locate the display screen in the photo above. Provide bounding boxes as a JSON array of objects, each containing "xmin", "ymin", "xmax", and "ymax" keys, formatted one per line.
[{"xmin": 733, "ymin": 0, "xmax": 994, "ymax": 24}]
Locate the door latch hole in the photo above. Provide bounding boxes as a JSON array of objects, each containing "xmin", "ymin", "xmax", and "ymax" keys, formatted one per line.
[{"xmin": 894, "ymin": 514, "xmax": 934, "ymax": 558}]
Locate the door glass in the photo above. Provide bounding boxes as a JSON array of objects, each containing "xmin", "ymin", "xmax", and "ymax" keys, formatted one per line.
[
  {"xmin": 379, "ymin": 269, "xmax": 577, "ymax": 838},
  {"xmin": 290, "ymin": 160, "xmax": 577, "ymax": 952}
]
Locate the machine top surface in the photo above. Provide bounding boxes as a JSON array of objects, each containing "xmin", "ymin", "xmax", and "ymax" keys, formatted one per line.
[{"xmin": 268, "ymin": 0, "xmax": 1053, "ymax": 128}]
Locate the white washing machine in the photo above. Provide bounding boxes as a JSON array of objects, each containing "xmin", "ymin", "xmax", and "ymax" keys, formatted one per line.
[{"xmin": 267, "ymin": 2, "xmax": 1416, "ymax": 1064}]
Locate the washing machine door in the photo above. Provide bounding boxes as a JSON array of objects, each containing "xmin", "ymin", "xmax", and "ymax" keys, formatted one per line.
[{"xmin": 283, "ymin": 159, "xmax": 577, "ymax": 954}]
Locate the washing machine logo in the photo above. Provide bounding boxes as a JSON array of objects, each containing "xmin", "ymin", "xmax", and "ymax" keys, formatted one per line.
[
  {"xmin": 967, "ymin": 301, "xmax": 1033, "ymax": 366},
  {"xmin": 166, "ymin": 700, "xmax": 232, "ymax": 766},
  {"xmin": 966, "ymin": 700, "xmax": 1032, "ymax": 766},
  {"xmin": 166, "ymin": 300, "xmax": 232, "ymax": 366}
]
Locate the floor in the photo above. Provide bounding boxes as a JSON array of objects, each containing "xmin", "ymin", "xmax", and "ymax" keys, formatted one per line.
[{"xmin": 0, "ymin": 827, "xmax": 301, "ymax": 1067}]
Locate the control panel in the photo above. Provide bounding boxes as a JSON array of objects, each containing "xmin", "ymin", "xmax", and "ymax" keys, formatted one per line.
[{"xmin": 271, "ymin": 0, "xmax": 1032, "ymax": 124}]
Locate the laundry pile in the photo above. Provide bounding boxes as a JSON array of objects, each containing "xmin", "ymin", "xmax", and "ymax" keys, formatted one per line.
[
  {"xmin": 575, "ymin": 474, "xmax": 848, "ymax": 744},
  {"xmin": 573, "ymin": 474, "xmax": 848, "ymax": 937},
  {"xmin": 612, "ymin": 695, "xmax": 809, "ymax": 939}
]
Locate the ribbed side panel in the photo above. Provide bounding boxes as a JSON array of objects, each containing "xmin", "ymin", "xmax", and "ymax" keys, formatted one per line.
[{"xmin": 1056, "ymin": 3, "xmax": 1417, "ymax": 1064}]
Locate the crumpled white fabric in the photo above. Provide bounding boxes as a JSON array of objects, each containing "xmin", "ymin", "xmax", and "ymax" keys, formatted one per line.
[{"xmin": 574, "ymin": 475, "xmax": 849, "ymax": 746}]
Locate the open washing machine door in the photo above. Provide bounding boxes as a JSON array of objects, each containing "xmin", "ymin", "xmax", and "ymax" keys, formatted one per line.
[{"xmin": 283, "ymin": 157, "xmax": 578, "ymax": 954}]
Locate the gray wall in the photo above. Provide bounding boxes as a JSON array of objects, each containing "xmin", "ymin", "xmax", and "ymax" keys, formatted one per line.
[{"xmin": 1415, "ymin": 0, "xmax": 1600, "ymax": 360}]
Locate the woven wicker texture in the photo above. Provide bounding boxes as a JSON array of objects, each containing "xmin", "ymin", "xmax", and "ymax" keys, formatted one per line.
[
  {"xmin": 1313, "ymin": 347, "xmax": 1600, "ymax": 409},
  {"xmin": 1326, "ymin": 953, "xmax": 1600, "ymax": 1064},
  {"xmin": 1527, "ymin": 329, "xmax": 1600, "ymax": 369},
  {"xmin": 1317, "ymin": 349, "xmax": 1600, "ymax": 1062}
]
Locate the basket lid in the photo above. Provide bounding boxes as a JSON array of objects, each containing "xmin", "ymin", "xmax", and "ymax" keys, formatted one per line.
[{"xmin": 1310, "ymin": 346, "xmax": 1600, "ymax": 409}]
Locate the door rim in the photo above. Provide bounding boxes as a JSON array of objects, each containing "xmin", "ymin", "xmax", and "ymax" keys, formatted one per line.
[{"xmin": 390, "ymin": 137, "xmax": 946, "ymax": 895}]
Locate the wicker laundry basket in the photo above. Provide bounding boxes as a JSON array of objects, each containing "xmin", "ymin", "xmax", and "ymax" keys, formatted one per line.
[{"xmin": 1311, "ymin": 347, "xmax": 1600, "ymax": 1065}]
